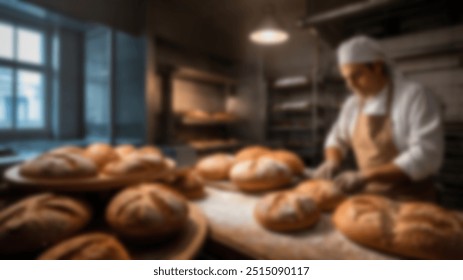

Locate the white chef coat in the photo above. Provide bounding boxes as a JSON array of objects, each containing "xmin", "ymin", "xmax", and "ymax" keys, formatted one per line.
[{"xmin": 325, "ymin": 77, "xmax": 444, "ymax": 181}]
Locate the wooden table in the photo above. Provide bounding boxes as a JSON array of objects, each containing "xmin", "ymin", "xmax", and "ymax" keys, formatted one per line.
[{"xmin": 194, "ymin": 187, "xmax": 398, "ymax": 260}]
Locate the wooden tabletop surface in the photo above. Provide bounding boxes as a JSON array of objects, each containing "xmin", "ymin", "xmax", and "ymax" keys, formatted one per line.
[{"xmin": 194, "ymin": 186, "xmax": 398, "ymax": 260}]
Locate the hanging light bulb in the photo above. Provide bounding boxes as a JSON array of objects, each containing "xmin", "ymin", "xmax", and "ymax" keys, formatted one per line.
[{"xmin": 249, "ymin": 3, "xmax": 289, "ymax": 45}]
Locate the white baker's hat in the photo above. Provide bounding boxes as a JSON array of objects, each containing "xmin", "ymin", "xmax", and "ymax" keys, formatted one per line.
[{"xmin": 337, "ymin": 35, "xmax": 386, "ymax": 65}]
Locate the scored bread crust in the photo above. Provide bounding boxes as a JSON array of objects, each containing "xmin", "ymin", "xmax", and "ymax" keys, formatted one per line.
[
  {"xmin": 332, "ymin": 195, "xmax": 463, "ymax": 259},
  {"xmin": 171, "ymin": 168, "xmax": 205, "ymax": 199},
  {"xmin": 230, "ymin": 157, "xmax": 292, "ymax": 192},
  {"xmin": 295, "ymin": 179, "xmax": 345, "ymax": 211},
  {"xmin": 48, "ymin": 145, "xmax": 85, "ymax": 156},
  {"xmin": 255, "ymin": 191, "xmax": 320, "ymax": 232},
  {"xmin": 106, "ymin": 184, "xmax": 189, "ymax": 242},
  {"xmin": 114, "ymin": 144, "xmax": 136, "ymax": 158},
  {"xmin": 38, "ymin": 232, "xmax": 130, "ymax": 260},
  {"xmin": 196, "ymin": 153, "xmax": 235, "ymax": 181},
  {"xmin": 0, "ymin": 193, "xmax": 91, "ymax": 254},
  {"xmin": 266, "ymin": 150, "xmax": 305, "ymax": 176},
  {"xmin": 102, "ymin": 153, "xmax": 167, "ymax": 177},
  {"xmin": 85, "ymin": 143, "xmax": 120, "ymax": 169},
  {"xmin": 235, "ymin": 146, "xmax": 272, "ymax": 162},
  {"xmin": 20, "ymin": 153, "xmax": 97, "ymax": 179}
]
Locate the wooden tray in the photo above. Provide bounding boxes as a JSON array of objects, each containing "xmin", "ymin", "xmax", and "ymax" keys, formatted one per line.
[
  {"xmin": 130, "ymin": 204, "xmax": 208, "ymax": 260},
  {"xmin": 3, "ymin": 165, "xmax": 173, "ymax": 192}
]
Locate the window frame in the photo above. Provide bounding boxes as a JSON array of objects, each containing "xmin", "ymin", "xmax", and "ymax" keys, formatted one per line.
[{"xmin": 0, "ymin": 18, "xmax": 52, "ymax": 139}]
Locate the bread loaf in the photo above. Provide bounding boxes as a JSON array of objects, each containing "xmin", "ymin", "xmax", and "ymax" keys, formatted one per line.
[
  {"xmin": 38, "ymin": 233, "xmax": 130, "ymax": 260},
  {"xmin": 266, "ymin": 150, "xmax": 305, "ymax": 176},
  {"xmin": 106, "ymin": 184, "xmax": 189, "ymax": 242},
  {"xmin": 48, "ymin": 145, "xmax": 85, "ymax": 156},
  {"xmin": 20, "ymin": 153, "xmax": 97, "ymax": 179},
  {"xmin": 102, "ymin": 153, "xmax": 167, "ymax": 177},
  {"xmin": 136, "ymin": 145, "xmax": 163, "ymax": 156},
  {"xmin": 85, "ymin": 143, "xmax": 119, "ymax": 169},
  {"xmin": 295, "ymin": 179, "xmax": 345, "ymax": 211},
  {"xmin": 0, "ymin": 193, "xmax": 91, "ymax": 254},
  {"xmin": 171, "ymin": 168, "xmax": 205, "ymax": 199},
  {"xmin": 235, "ymin": 146, "xmax": 271, "ymax": 162},
  {"xmin": 196, "ymin": 153, "xmax": 234, "ymax": 181},
  {"xmin": 114, "ymin": 144, "xmax": 136, "ymax": 158},
  {"xmin": 255, "ymin": 191, "xmax": 320, "ymax": 232},
  {"xmin": 333, "ymin": 195, "xmax": 463, "ymax": 259},
  {"xmin": 230, "ymin": 156, "xmax": 292, "ymax": 192}
]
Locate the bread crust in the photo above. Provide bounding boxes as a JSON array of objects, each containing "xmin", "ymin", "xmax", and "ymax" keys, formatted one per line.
[
  {"xmin": 106, "ymin": 184, "xmax": 189, "ymax": 243},
  {"xmin": 85, "ymin": 143, "xmax": 120, "ymax": 169},
  {"xmin": 295, "ymin": 179, "xmax": 345, "ymax": 211},
  {"xmin": 333, "ymin": 195, "xmax": 463, "ymax": 259},
  {"xmin": 266, "ymin": 150, "xmax": 305, "ymax": 176},
  {"xmin": 20, "ymin": 153, "xmax": 97, "ymax": 179},
  {"xmin": 38, "ymin": 232, "xmax": 130, "ymax": 260},
  {"xmin": 230, "ymin": 157, "xmax": 292, "ymax": 192},
  {"xmin": 235, "ymin": 146, "xmax": 271, "ymax": 162},
  {"xmin": 0, "ymin": 193, "xmax": 91, "ymax": 254},
  {"xmin": 196, "ymin": 153, "xmax": 235, "ymax": 181},
  {"xmin": 255, "ymin": 191, "xmax": 320, "ymax": 232},
  {"xmin": 172, "ymin": 168, "xmax": 205, "ymax": 199}
]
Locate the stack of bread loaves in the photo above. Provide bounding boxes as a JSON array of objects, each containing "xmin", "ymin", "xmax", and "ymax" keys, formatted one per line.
[
  {"xmin": 18, "ymin": 143, "xmax": 175, "ymax": 184},
  {"xmin": 333, "ymin": 195, "xmax": 463, "ymax": 259},
  {"xmin": 1, "ymin": 143, "xmax": 195, "ymax": 259},
  {"xmin": 0, "ymin": 182, "xmax": 194, "ymax": 259}
]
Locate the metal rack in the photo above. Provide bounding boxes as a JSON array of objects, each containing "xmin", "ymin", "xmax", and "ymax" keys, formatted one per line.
[{"xmin": 438, "ymin": 122, "xmax": 463, "ymax": 209}]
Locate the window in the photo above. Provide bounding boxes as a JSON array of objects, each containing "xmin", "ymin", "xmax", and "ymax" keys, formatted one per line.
[{"xmin": 0, "ymin": 21, "xmax": 46, "ymax": 130}]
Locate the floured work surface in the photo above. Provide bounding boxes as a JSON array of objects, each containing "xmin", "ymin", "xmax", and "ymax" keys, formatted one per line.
[{"xmin": 194, "ymin": 187, "xmax": 397, "ymax": 260}]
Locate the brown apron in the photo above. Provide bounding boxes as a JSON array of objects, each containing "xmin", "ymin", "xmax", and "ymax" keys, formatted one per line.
[{"xmin": 351, "ymin": 83, "xmax": 435, "ymax": 202}]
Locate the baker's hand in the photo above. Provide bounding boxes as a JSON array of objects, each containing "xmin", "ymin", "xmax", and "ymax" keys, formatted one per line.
[
  {"xmin": 312, "ymin": 160, "xmax": 340, "ymax": 180},
  {"xmin": 334, "ymin": 171, "xmax": 366, "ymax": 194}
]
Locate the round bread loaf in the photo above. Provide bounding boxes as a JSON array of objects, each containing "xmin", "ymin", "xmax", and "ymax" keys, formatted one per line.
[
  {"xmin": 332, "ymin": 195, "xmax": 463, "ymax": 259},
  {"xmin": 393, "ymin": 202, "xmax": 463, "ymax": 259},
  {"xmin": 102, "ymin": 153, "xmax": 167, "ymax": 177},
  {"xmin": 266, "ymin": 150, "xmax": 305, "ymax": 176},
  {"xmin": 48, "ymin": 145, "xmax": 85, "ymax": 156},
  {"xmin": 172, "ymin": 168, "xmax": 205, "ymax": 199},
  {"xmin": 20, "ymin": 153, "xmax": 97, "ymax": 179},
  {"xmin": 230, "ymin": 156, "xmax": 292, "ymax": 192},
  {"xmin": 85, "ymin": 143, "xmax": 119, "ymax": 169},
  {"xmin": 255, "ymin": 191, "xmax": 320, "ymax": 232},
  {"xmin": 114, "ymin": 144, "xmax": 136, "ymax": 158},
  {"xmin": 106, "ymin": 184, "xmax": 189, "ymax": 242},
  {"xmin": 136, "ymin": 145, "xmax": 163, "ymax": 156},
  {"xmin": 332, "ymin": 195, "xmax": 395, "ymax": 250},
  {"xmin": 295, "ymin": 179, "xmax": 345, "ymax": 211},
  {"xmin": 160, "ymin": 157, "xmax": 178, "ymax": 183},
  {"xmin": 0, "ymin": 193, "xmax": 91, "ymax": 254},
  {"xmin": 38, "ymin": 233, "xmax": 130, "ymax": 260},
  {"xmin": 235, "ymin": 146, "xmax": 271, "ymax": 162},
  {"xmin": 196, "ymin": 153, "xmax": 234, "ymax": 181}
]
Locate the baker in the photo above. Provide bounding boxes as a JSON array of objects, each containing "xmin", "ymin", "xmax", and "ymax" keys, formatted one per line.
[{"xmin": 313, "ymin": 35, "xmax": 444, "ymax": 201}]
